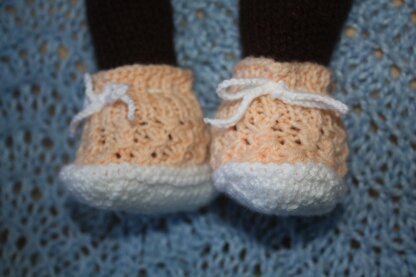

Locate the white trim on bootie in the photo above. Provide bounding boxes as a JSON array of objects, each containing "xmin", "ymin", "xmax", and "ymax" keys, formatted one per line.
[
  {"xmin": 60, "ymin": 163, "xmax": 217, "ymax": 214},
  {"xmin": 213, "ymin": 162, "xmax": 346, "ymax": 216}
]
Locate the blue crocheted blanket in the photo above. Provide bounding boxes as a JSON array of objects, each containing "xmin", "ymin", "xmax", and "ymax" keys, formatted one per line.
[{"xmin": 1, "ymin": 0, "xmax": 415, "ymax": 276}]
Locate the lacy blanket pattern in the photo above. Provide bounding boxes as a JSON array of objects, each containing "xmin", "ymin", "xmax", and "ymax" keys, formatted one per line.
[{"xmin": 0, "ymin": 0, "xmax": 415, "ymax": 276}]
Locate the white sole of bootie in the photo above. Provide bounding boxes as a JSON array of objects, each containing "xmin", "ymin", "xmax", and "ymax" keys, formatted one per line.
[
  {"xmin": 60, "ymin": 163, "xmax": 217, "ymax": 214},
  {"xmin": 213, "ymin": 162, "xmax": 346, "ymax": 216}
]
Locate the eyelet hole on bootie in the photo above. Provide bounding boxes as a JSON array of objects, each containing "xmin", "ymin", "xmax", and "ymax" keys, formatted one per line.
[{"xmin": 290, "ymin": 126, "xmax": 300, "ymax": 132}]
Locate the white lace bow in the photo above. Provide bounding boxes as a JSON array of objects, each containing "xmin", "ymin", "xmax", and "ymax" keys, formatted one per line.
[
  {"xmin": 204, "ymin": 78, "xmax": 348, "ymax": 128},
  {"xmin": 70, "ymin": 74, "xmax": 135, "ymax": 135}
]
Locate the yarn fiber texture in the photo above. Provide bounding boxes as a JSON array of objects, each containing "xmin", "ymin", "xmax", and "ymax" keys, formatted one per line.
[
  {"xmin": 0, "ymin": 0, "xmax": 415, "ymax": 276},
  {"xmin": 209, "ymin": 58, "xmax": 348, "ymax": 176},
  {"xmin": 58, "ymin": 64, "xmax": 215, "ymax": 214},
  {"xmin": 74, "ymin": 64, "xmax": 209, "ymax": 166}
]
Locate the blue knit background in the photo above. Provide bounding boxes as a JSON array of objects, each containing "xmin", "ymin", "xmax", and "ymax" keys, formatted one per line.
[{"xmin": 1, "ymin": 0, "xmax": 415, "ymax": 276}]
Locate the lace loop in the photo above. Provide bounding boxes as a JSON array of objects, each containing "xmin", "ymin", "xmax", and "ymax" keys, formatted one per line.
[
  {"xmin": 204, "ymin": 78, "xmax": 348, "ymax": 128},
  {"xmin": 69, "ymin": 74, "xmax": 135, "ymax": 135}
]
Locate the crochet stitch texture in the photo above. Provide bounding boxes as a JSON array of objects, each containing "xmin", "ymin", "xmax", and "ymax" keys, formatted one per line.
[
  {"xmin": 209, "ymin": 58, "xmax": 348, "ymax": 175},
  {"xmin": 74, "ymin": 65, "xmax": 209, "ymax": 166},
  {"xmin": 59, "ymin": 64, "xmax": 215, "ymax": 213},
  {"xmin": 0, "ymin": 0, "xmax": 415, "ymax": 276},
  {"xmin": 208, "ymin": 58, "xmax": 348, "ymax": 215}
]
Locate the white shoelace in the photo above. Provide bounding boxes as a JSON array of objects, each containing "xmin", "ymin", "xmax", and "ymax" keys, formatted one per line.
[
  {"xmin": 204, "ymin": 78, "xmax": 348, "ymax": 128},
  {"xmin": 69, "ymin": 74, "xmax": 136, "ymax": 135}
]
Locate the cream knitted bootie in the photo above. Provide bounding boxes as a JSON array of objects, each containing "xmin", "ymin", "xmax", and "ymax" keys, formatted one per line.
[
  {"xmin": 60, "ymin": 64, "xmax": 216, "ymax": 214},
  {"xmin": 206, "ymin": 58, "xmax": 349, "ymax": 216}
]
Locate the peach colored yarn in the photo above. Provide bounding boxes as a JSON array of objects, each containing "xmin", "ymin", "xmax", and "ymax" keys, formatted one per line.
[
  {"xmin": 210, "ymin": 58, "xmax": 348, "ymax": 176},
  {"xmin": 75, "ymin": 64, "xmax": 210, "ymax": 167}
]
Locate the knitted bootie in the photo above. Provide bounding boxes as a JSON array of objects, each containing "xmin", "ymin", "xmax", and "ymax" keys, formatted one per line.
[
  {"xmin": 205, "ymin": 58, "xmax": 349, "ymax": 216},
  {"xmin": 60, "ymin": 64, "xmax": 216, "ymax": 214}
]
